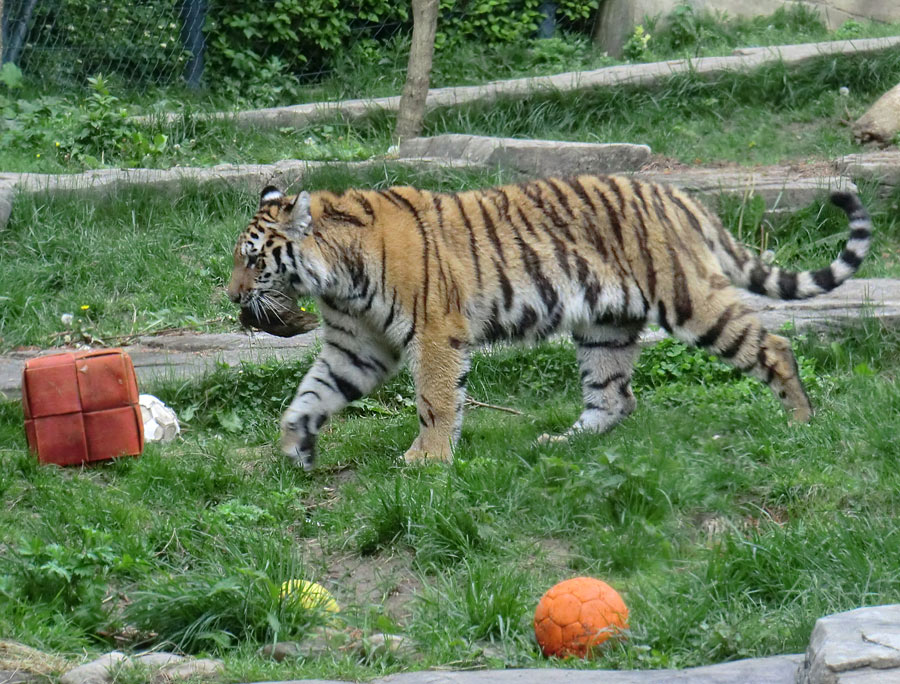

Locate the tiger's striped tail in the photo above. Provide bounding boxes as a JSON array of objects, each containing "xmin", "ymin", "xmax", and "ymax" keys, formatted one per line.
[{"xmin": 717, "ymin": 191, "xmax": 873, "ymax": 300}]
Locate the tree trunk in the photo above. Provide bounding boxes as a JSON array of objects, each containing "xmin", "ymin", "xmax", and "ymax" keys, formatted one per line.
[{"xmin": 393, "ymin": 0, "xmax": 439, "ymax": 143}]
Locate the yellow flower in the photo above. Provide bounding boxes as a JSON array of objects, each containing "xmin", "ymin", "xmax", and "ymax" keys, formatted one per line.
[
  {"xmin": 80, "ymin": 305, "xmax": 90, "ymax": 311},
  {"xmin": 36, "ymin": 153, "xmax": 41, "ymax": 158},
  {"xmin": 55, "ymin": 141, "xmax": 60, "ymax": 147}
]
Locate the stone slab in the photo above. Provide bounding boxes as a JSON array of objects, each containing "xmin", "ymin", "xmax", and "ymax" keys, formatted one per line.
[
  {"xmin": 852, "ymin": 81, "xmax": 900, "ymax": 145},
  {"xmin": 202, "ymin": 37, "xmax": 900, "ymax": 130},
  {"xmin": 837, "ymin": 150, "xmax": 900, "ymax": 188},
  {"xmin": 798, "ymin": 605, "xmax": 900, "ymax": 683},
  {"xmin": 0, "ymin": 673, "xmax": 40, "ymax": 684},
  {"xmin": 636, "ymin": 164, "xmax": 856, "ymax": 214},
  {"xmin": 0, "ymin": 330, "xmax": 321, "ymax": 401},
  {"xmin": 738, "ymin": 278, "xmax": 900, "ymax": 333},
  {"xmin": 397, "ymin": 135, "xmax": 652, "ymax": 175},
  {"xmin": 0, "ymin": 183, "xmax": 13, "ymax": 228},
  {"xmin": 3, "ymin": 280, "xmax": 898, "ymax": 402},
  {"xmin": 59, "ymin": 652, "xmax": 127, "ymax": 684},
  {"xmin": 0, "ymin": 154, "xmax": 859, "ymax": 230},
  {"xmin": 0, "ymin": 159, "xmax": 465, "ymax": 205},
  {"xmin": 0, "ymin": 158, "xmax": 475, "ymax": 229},
  {"xmin": 244, "ymin": 655, "xmax": 802, "ymax": 684}
]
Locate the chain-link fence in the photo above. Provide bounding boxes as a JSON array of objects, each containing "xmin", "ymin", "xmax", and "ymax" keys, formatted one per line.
[
  {"xmin": 0, "ymin": 1, "xmax": 591, "ymax": 97},
  {"xmin": 0, "ymin": 0, "xmax": 413, "ymax": 93}
]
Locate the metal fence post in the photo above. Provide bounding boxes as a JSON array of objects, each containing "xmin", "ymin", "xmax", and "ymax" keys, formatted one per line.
[
  {"xmin": 4, "ymin": 0, "xmax": 38, "ymax": 66},
  {"xmin": 0, "ymin": 0, "xmax": 6, "ymax": 65},
  {"xmin": 180, "ymin": 0, "xmax": 208, "ymax": 89}
]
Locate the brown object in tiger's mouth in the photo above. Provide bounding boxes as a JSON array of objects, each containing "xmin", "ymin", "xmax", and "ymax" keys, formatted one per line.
[{"xmin": 238, "ymin": 304, "xmax": 319, "ymax": 338}]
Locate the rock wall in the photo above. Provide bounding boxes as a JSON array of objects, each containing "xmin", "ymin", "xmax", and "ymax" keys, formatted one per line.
[{"xmin": 596, "ymin": 0, "xmax": 900, "ymax": 57}]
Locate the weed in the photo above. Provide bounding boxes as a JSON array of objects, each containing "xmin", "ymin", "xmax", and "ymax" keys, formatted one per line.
[
  {"xmin": 623, "ymin": 25, "xmax": 653, "ymax": 62},
  {"xmin": 124, "ymin": 559, "xmax": 316, "ymax": 653},
  {"xmin": 3, "ymin": 321, "xmax": 900, "ymax": 670}
]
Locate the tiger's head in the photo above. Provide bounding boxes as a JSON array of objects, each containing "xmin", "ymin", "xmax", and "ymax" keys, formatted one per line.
[
  {"xmin": 227, "ymin": 186, "xmax": 330, "ymax": 334},
  {"xmin": 227, "ymin": 185, "xmax": 329, "ymax": 308}
]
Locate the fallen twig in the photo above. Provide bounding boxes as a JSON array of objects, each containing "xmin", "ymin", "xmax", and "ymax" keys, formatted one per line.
[{"xmin": 465, "ymin": 398, "xmax": 524, "ymax": 415}]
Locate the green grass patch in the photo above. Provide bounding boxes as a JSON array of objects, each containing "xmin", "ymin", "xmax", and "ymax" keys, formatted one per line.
[
  {"xmin": 0, "ymin": 165, "xmax": 515, "ymax": 351},
  {"xmin": 2, "ymin": 321, "xmax": 899, "ymax": 677},
  {"xmin": 635, "ymin": 4, "xmax": 900, "ymax": 61},
  {"xmin": 417, "ymin": 49, "xmax": 900, "ymax": 166},
  {"xmin": 2, "ymin": 10, "xmax": 898, "ymax": 174},
  {"xmin": 133, "ymin": 48, "xmax": 900, "ymax": 170}
]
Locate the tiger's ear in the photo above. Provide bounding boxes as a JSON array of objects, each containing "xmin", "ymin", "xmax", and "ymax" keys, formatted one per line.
[
  {"xmin": 259, "ymin": 185, "xmax": 284, "ymax": 208},
  {"xmin": 285, "ymin": 191, "xmax": 312, "ymax": 237}
]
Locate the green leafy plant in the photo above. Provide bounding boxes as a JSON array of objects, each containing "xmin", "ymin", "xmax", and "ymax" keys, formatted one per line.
[
  {"xmin": 0, "ymin": 63, "xmax": 24, "ymax": 90},
  {"xmin": 57, "ymin": 75, "xmax": 169, "ymax": 167},
  {"xmin": 623, "ymin": 24, "xmax": 653, "ymax": 61},
  {"xmin": 634, "ymin": 337, "xmax": 740, "ymax": 389},
  {"xmin": 835, "ymin": 19, "xmax": 864, "ymax": 39},
  {"xmin": 205, "ymin": 0, "xmax": 408, "ymax": 104},
  {"xmin": 6, "ymin": 526, "xmax": 128, "ymax": 634}
]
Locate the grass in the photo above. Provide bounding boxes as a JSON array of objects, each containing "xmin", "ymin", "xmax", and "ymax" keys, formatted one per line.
[
  {"xmin": 1, "ymin": 167, "xmax": 897, "ymax": 353},
  {"xmin": 0, "ymin": 165, "xmax": 513, "ymax": 351},
  {"xmin": 2, "ymin": 7, "xmax": 900, "ymax": 678},
  {"xmin": 2, "ymin": 320, "xmax": 900, "ymax": 678},
  {"xmin": 418, "ymin": 48, "xmax": 900, "ymax": 166},
  {"xmin": 2, "ymin": 10, "xmax": 899, "ymax": 174},
  {"xmin": 5, "ymin": 47, "xmax": 898, "ymax": 176}
]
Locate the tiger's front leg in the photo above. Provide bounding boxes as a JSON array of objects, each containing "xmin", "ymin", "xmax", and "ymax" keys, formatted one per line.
[
  {"xmin": 281, "ymin": 332, "xmax": 399, "ymax": 470},
  {"xmin": 404, "ymin": 330, "xmax": 470, "ymax": 465}
]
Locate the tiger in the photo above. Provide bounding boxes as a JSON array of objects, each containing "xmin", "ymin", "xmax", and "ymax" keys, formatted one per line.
[{"xmin": 226, "ymin": 175, "xmax": 872, "ymax": 471}]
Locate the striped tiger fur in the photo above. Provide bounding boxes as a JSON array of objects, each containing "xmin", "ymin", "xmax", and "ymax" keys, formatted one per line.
[{"xmin": 226, "ymin": 175, "xmax": 872, "ymax": 470}]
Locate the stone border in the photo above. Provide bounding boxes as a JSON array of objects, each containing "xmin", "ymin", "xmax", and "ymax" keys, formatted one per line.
[
  {"xmin": 0, "ymin": 158, "xmax": 469, "ymax": 229},
  {"xmin": 3, "ymin": 279, "xmax": 898, "ymax": 401},
  {"xmin": 4, "ymin": 35, "xmax": 899, "ymax": 227},
  {"xmin": 179, "ymin": 36, "xmax": 900, "ymax": 130},
  {"xmin": 7, "ymin": 146, "xmax": 897, "ymax": 231}
]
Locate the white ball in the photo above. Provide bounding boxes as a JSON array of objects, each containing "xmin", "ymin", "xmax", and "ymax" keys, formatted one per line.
[{"xmin": 139, "ymin": 394, "xmax": 180, "ymax": 444}]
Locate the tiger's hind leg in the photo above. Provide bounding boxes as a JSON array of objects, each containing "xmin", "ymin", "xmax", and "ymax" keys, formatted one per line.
[
  {"xmin": 664, "ymin": 288, "xmax": 812, "ymax": 422},
  {"xmin": 540, "ymin": 321, "xmax": 644, "ymax": 444}
]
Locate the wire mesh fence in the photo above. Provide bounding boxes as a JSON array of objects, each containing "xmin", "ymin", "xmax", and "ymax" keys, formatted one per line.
[
  {"xmin": 0, "ymin": 1, "xmax": 590, "ymax": 98},
  {"xmin": 0, "ymin": 0, "xmax": 413, "ymax": 94}
]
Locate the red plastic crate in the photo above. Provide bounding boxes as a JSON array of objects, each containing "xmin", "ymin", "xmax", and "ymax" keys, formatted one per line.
[{"xmin": 22, "ymin": 349, "xmax": 144, "ymax": 466}]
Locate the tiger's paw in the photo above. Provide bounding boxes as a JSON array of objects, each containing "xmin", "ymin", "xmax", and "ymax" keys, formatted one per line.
[
  {"xmin": 282, "ymin": 442, "xmax": 317, "ymax": 471},
  {"xmin": 403, "ymin": 446, "xmax": 453, "ymax": 465},
  {"xmin": 281, "ymin": 421, "xmax": 317, "ymax": 471}
]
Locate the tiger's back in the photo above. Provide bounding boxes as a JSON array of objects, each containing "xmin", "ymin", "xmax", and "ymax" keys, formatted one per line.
[{"xmin": 228, "ymin": 174, "xmax": 872, "ymax": 469}]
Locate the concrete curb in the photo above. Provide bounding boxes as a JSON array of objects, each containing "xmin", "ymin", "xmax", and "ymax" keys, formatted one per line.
[
  {"xmin": 3, "ymin": 279, "xmax": 898, "ymax": 402},
  {"xmin": 5, "ymin": 148, "xmax": 898, "ymax": 231},
  {"xmin": 160, "ymin": 36, "xmax": 900, "ymax": 130},
  {"xmin": 2, "ymin": 36, "xmax": 898, "ymax": 230},
  {"xmin": 241, "ymin": 656, "xmax": 804, "ymax": 684}
]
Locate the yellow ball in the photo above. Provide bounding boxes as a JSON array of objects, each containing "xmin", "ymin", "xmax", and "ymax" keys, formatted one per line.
[{"xmin": 280, "ymin": 579, "xmax": 340, "ymax": 614}]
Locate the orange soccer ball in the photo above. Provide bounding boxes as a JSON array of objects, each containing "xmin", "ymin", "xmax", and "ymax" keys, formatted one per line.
[{"xmin": 533, "ymin": 577, "xmax": 628, "ymax": 658}]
